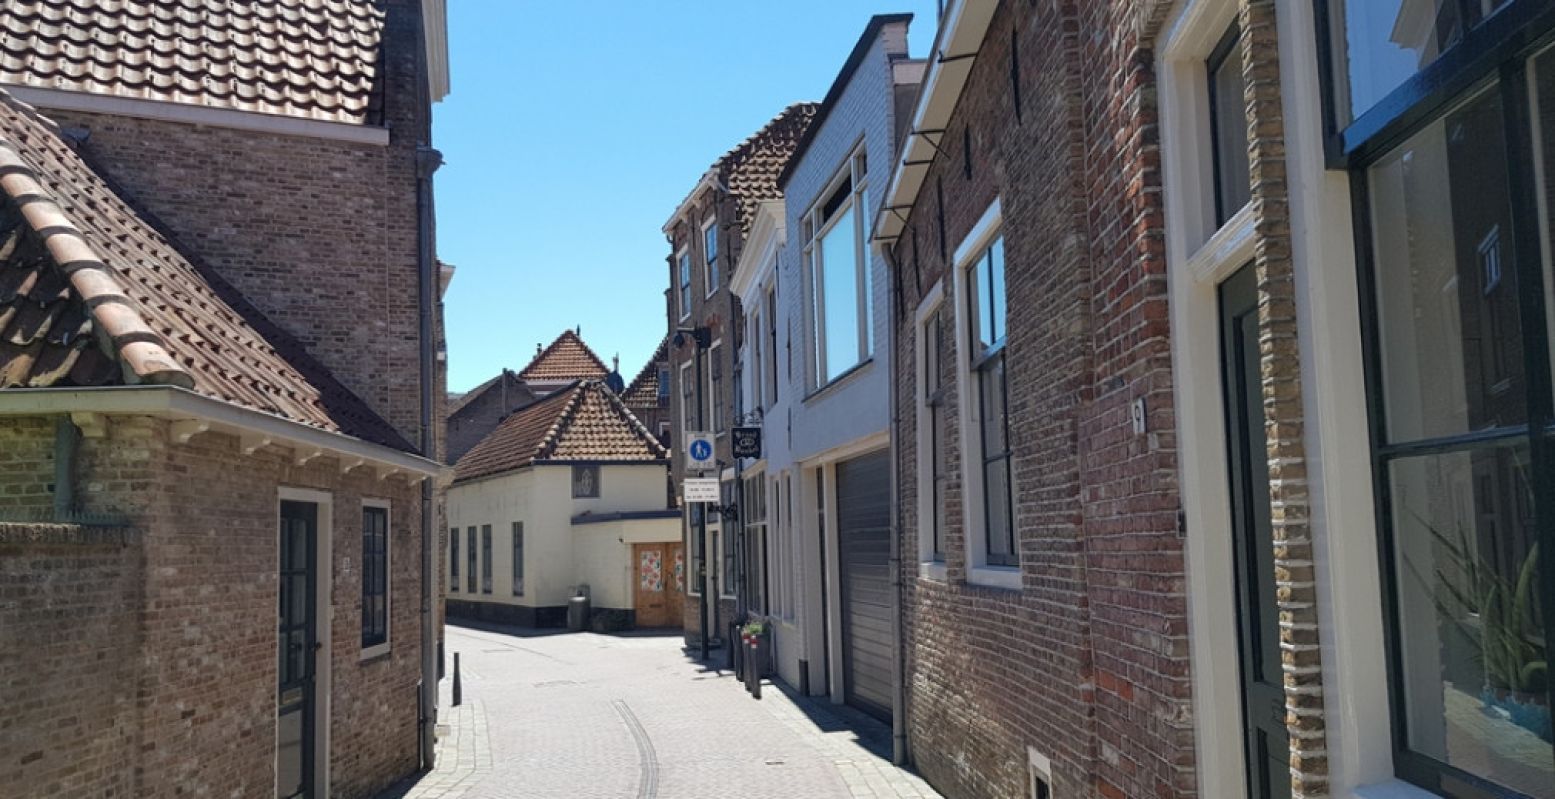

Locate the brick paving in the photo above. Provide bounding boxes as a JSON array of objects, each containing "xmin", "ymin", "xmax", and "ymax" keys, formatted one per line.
[{"xmin": 382, "ymin": 622, "xmax": 941, "ymax": 799}]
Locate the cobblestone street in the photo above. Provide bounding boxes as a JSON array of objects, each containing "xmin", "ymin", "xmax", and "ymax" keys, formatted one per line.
[{"xmin": 385, "ymin": 623, "xmax": 941, "ymax": 799}]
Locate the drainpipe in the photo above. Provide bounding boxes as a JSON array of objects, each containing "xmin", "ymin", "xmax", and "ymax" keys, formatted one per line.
[
  {"xmin": 411, "ymin": 3, "xmax": 444, "ymax": 772},
  {"xmin": 881, "ymin": 245, "xmax": 908, "ymax": 766},
  {"xmin": 54, "ymin": 415, "xmax": 79, "ymax": 521}
]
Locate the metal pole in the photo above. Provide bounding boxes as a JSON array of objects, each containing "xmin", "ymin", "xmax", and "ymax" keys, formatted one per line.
[{"xmin": 696, "ymin": 340, "xmax": 710, "ymax": 662}]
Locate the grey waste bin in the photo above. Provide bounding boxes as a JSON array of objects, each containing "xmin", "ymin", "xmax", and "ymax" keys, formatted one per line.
[{"xmin": 567, "ymin": 592, "xmax": 590, "ymax": 631}]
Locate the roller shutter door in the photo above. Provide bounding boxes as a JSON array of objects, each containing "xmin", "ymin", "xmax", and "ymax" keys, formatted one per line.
[{"xmin": 835, "ymin": 450, "xmax": 892, "ymax": 721}]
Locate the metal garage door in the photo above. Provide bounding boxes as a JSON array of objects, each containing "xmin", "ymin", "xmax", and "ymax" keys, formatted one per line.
[{"xmin": 835, "ymin": 450, "xmax": 892, "ymax": 721}]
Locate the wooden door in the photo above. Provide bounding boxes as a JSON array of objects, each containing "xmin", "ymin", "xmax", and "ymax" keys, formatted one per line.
[{"xmin": 633, "ymin": 542, "xmax": 684, "ymax": 629}]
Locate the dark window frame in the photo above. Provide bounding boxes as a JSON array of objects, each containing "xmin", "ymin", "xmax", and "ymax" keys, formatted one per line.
[
  {"xmin": 512, "ymin": 522, "xmax": 524, "ymax": 597},
  {"xmin": 1315, "ymin": 4, "xmax": 1555, "ymax": 793},
  {"xmin": 361, "ymin": 504, "xmax": 389, "ymax": 650},
  {"xmin": 572, "ymin": 464, "xmax": 601, "ymax": 498},
  {"xmin": 480, "ymin": 525, "xmax": 492, "ymax": 595},
  {"xmin": 449, "ymin": 526, "xmax": 459, "ymax": 592},
  {"xmin": 466, "ymin": 526, "xmax": 477, "ymax": 594}
]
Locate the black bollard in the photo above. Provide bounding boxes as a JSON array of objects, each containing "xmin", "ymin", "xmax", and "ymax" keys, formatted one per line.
[{"xmin": 452, "ymin": 652, "xmax": 462, "ymax": 707}]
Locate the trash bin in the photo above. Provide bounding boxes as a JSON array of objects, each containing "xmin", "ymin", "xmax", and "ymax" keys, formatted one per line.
[{"xmin": 567, "ymin": 585, "xmax": 590, "ymax": 631}]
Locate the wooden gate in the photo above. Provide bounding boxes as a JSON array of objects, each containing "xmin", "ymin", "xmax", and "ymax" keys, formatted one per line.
[{"xmin": 633, "ymin": 542, "xmax": 684, "ymax": 629}]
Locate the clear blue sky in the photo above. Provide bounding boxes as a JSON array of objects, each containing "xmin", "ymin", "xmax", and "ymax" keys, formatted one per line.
[{"xmin": 436, "ymin": 1, "xmax": 939, "ymax": 393}]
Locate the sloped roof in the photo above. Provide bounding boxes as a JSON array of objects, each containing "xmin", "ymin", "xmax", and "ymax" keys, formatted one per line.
[
  {"xmin": 453, "ymin": 380, "xmax": 668, "ymax": 484},
  {"xmin": 0, "ymin": 0, "xmax": 387, "ymax": 125},
  {"xmin": 519, "ymin": 329, "xmax": 608, "ymax": 384},
  {"xmin": 621, "ymin": 336, "xmax": 667, "ymax": 411},
  {"xmin": 448, "ymin": 369, "xmax": 531, "ymax": 418},
  {"xmin": 716, "ymin": 103, "xmax": 818, "ymax": 232},
  {"xmin": 0, "ymin": 90, "xmax": 410, "ymax": 450}
]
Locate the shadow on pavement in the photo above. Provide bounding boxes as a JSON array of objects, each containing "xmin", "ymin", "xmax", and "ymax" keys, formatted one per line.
[{"xmin": 447, "ymin": 618, "xmax": 686, "ymax": 640}]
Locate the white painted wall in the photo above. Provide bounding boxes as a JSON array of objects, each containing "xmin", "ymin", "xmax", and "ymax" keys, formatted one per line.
[
  {"xmin": 574, "ymin": 517, "xmax": 682, "ymax": 610},
  {"xmin": 446, "ymin": 463, "xmax": 674, "ymax": 610}
]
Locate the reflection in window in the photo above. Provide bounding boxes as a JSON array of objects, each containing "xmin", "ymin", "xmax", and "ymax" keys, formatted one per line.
[
  {"xmin": 967, "ymin": 236, "xmax": 1013, "ymax": 566},
  {"xmin": 1389, "ymin": 445, "xmax": 1551, "ymax": 794},
  {"xmin": 1368, "ymin": 86, "xmax": 1524, "ymax": 444},
  {"xmin": 1334, "ymin": 0, "xmax": 1514, "ymax": 124},
  {"xmin": 1208, "ymin": 23, "xmax": 1250, "ymax": 224}
]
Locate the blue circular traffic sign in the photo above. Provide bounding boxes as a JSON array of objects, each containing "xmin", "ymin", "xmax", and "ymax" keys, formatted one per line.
[{"xmin": 689, "ymin": 439, "xmax": 713, "ymax": 462}]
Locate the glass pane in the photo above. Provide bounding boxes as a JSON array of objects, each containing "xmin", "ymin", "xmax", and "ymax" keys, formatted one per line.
[
  {"xmin": 1336, "ymin": 0, "xmax": 1462, "ymax": 124},
  {"xmin": 1369, "ymin": 86, "xmax": 1525, "ymax": 443},
  {"xmin": 1388, "ymin": 444, "xmax": 1552, "ymax": 793},
  {"xmin": 985, "ymin": 458, "xmax": 1013, "ymax": 563},
  {"xmin": 1210, "ymin": 28, "xmax": 1251, "ymax": 224},
  {"xmin": 988, "ymin": 237, "xmax": 1006, "ymax": 345},
  {"xmin": 980, "ymin": 355, "xmax": 1008, "ymax": 456},
  {"xmin": 1533, "ymin": 48, "xmax": 1555, "ymax": 399},
  {"xmin": 822, "ymin": 204, "xmax": 861, "ymax": 380}
]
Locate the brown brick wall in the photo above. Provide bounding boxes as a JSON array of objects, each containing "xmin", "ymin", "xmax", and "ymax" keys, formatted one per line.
[
  {"xmin": 0, "ymin": 417, "xmax": 54, "ymax": 518},
  {"xmin": 888, "ymin": 2, "xmax": 1194, "ymax": 797},
  {"xmin": 0, "ymin": 522, "xmax": 140, "ymax": 797},
  {"xmin": 0, "ymin": 415, "xmax": 425, "ymax": 798},
  {"xmin": 33, "ymin": 0, "xmax": 432, "ymax": 447}
]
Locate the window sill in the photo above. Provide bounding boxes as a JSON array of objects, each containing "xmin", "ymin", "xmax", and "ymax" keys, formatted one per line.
[
  {"xmin": 918, "ymin": 561, "xmax": 947, "ymax": 581},
  {"xmin": 802, "ymin": 358, "xmax": 875, "ymax": 404},
  {"xmin": 1351, "ymin": 779, "xmax": 1442, "ymax": 799},
  {"xmin": 968, "ymin": 564, "xmax": 1022, "ymax": 591},
  {"xmin": 359, "ymin": 643, "xmax": 390, "ymax": 663}
]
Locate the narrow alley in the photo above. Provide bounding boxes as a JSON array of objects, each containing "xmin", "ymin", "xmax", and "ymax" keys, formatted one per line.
[{"xmin": 390, "ymin": 624, "xmax": 941, "ymax": 799}]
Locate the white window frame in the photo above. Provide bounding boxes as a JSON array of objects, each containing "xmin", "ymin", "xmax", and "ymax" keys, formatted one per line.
[
  {"xmin": 802, "ymin": 146, "xmax": 873, "ymax": 391},
  {"xmin": 679, "ymin": 361, "xmax": 695, "ymax": 434},
  {"xmin": 951, "ymin": 199, "xmax": 1020, "ymax": 590},
  {"xmin": 360, "ymin": 498, "xmax": 391, "ymax": 661},
  {"xmin": 677, "ymin": 247, "xmax": 693, "ymax": 321},
  {"xmin": 764, "ymin": 283, "xmax": 779, "ymax": 407},
  {"xmin": 749, "ymin": 309, "xmax": 764, "ymax": 413},
  {"xmin": 914, "ymin": 283, "xmax": 948, "ymax": 581},
  {"xmin": 1160, "ymin": 0, "xmax": 1389, "ymax": 795},
  {"xmin": 703, "ymin": 218, "xmax": 720, "ymax": 298}
]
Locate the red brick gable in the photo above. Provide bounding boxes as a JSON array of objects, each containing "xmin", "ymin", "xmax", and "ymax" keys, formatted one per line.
[
  {"xmin": 0, "ymin": 91, "xmax": 409, "ymax": 450},
  {"xmin": 621, "ymin": 336, "xmax": 667, "ymax": 411},
  {"xmin": 0, "ymin": 0, "xmax": 387, "ymax": 125}
]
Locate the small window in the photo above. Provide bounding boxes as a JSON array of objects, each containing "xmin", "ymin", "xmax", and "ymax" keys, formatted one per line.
[
  {"xmin": 466, "ymin": 526, "xmax": 477, "ymax": 594},
  {"xmin": 704, "ymin": 220, "xmax": 720, "ymax": 296},
  {"xmin": 480, "ymin": 525, "xmax": 492, "ymax": 594},
  {"xmin": 678, "ymin": 250, "xmax": 693, "ymax": 320},
  {"xmin": 573, "ymin": 465, "xmax": 601, "ymax": 498},
  {"xmin": 362, "ymin": 504, "xmax": 389, "ymax": 650},
  {"xmin": 449, "ymin": 527, "xmax": 459, "ymax": 592},
  {"xmin": 511, "ymin": 522, "xmax": 524, "ymax": 596},
  {"xmin": 1207, "ymin": 23, "xmax": 1250, "ymax": 226},
  {"xmin": 657, "ymin": 367, "xmax": 671, "ymax": 408}
]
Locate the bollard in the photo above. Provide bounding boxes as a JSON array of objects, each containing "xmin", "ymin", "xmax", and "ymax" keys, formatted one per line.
[
  {"xmin": 452, "ymin": 652, "xmax": 462, "ymax": 707},
  {"xmin": 750, "ymin": 636, "xmax": 762, "ymax": 700}
]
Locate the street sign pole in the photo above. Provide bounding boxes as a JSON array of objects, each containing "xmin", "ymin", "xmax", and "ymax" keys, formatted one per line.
[{"xmin": 694, "ymin": 341, "xmax": 710, "ymax": 662}]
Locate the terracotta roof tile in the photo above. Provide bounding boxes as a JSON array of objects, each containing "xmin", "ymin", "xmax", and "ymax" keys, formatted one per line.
[
  {"xmin": 0, "ymin": 0, "xmax": 386, "ymax": 125},
  {"xmin": 621, "ymin": 335, "xmax": 667, "ymax": 411},
  {"xmin": 0, "ymin": 89, "xmax": 410, "ymax": 450},
  {"xmin": 715, "ymin": 103, "xmax": 818, "ymax": 232},
  {"xmin": 452, "ymin": 379, "xmax": 667, "ymax": 484},
  {"xmin": 518, "ymin": 329, "xmax": 608, "ymax": 383}
]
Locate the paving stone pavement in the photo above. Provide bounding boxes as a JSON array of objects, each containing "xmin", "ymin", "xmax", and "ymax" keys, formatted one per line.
[{"xmin": 381, "ymin": 622, "xmax": 942, "ymax": 799}]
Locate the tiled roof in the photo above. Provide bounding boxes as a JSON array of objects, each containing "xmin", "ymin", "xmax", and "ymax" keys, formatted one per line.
[
  {"xmin": 716, "ymin": 103, "xmax": 818, "ymax": 232},
  {"xmin": 621, "ymin": 336, "xmax": 667, "ymax": 411},
  {"xmin": 0, "ymin": 0, "xmax": 386, "ymax": 125},
  {"xmin": 518, "ymin": 329, "xmax": 608, "ymax": 384},
  {"xmin": 0, "ymin": 90, "xmax": 410, "ymax": 450},
  {"xmin": 448, "ymin": 369, "xmax": 530, "ymax": 418},
  {"xmin": 453, "ymin": 380, "xmax": 668, "ymax": 484}
]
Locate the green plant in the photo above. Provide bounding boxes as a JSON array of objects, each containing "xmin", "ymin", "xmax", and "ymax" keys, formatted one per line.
[
  {"xmin": 741, "ymin": 620, "xmax": 766, "ymax": 637},
  {"xmin": 1427, "ymin": 519, "xmax": 1546, "ymax": 697}
]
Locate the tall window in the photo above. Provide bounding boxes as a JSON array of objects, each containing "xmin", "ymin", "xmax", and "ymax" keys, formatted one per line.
[
  {"xmin": 480, "ymin": 525, "xmax": 492, "ymax": 594},
  {"xmin": 466, "ymin": 526, "xmax": 476, "ymax": 594},
  {"xmin": 703, "ymin": 219, "xmax": 719, "ymax": 296},
  {"xmin": 720, "ymin": 480, "xmax": 736, "ymax": 598},
  {"xmin": 750, "ymin": 310, "xmax": 765, "ymax": 413},
  {"xmin": 804, "ymin": 150, "xmax": 873, "ymax": 387},
  {"xmin": 1207, "ymin": 23, "xmax": 1249, "ymax": 225},
  {"xmin": 680, "ymin": 361, "xmax": 695, "ymax": 433},
  {"xmin": 743, "ymin": 475, "xmax": 768, "ymax": 614},
  {"xmin": 678, "ymin": 249, "xmax": 692, "ymax": 320},
  {"xmin": 1323, "ymin": 6, "xmax": 1554, "ymax": 793},
  {"xmin": 921, "ymin": 305, "xmax": 949, "ymax": 563},
  {"xmin": 968, "ymin": 235, "xmax": 1013, "ymax": 566},
  {"xmin": 362, "ymin": 504, "xmax": 388, "ymax": 650},
  {"xmin": 450, "ymin": 526, "xmax": 459, "ymax": 592},
  {"xmin": 710, "ymin": 341, "xmax": 724, "ymax": 434},
  {"xmin": 657, "ymin": 367, "xmax": 671, "ymax": 408},
  {"xmin": 511, "ymin": 522, "xmax": 524, "ymax": 596},
  {"xmin": 765, "ymin": 286, "xmax": 779, "ymax": 404}
]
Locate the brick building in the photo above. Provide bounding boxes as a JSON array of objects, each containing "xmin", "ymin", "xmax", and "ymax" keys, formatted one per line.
[
  {"xmin": 662, "ymin": 103, "xmax": 817, "ymax": 647},
  {"xmin": 0, "ymin": 1, "xmax": 450, "ymax": 797},
  {"xmin": 876, "ymin": 1, "xmax": 1196, "ymax": 796},
  {"xmin": 875, "ymin": 2, "xmax": 1555, "ymax": 799},
  {"xmin": 621, "ymin": 335, "xmax": 672, "ymax": 448}
]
